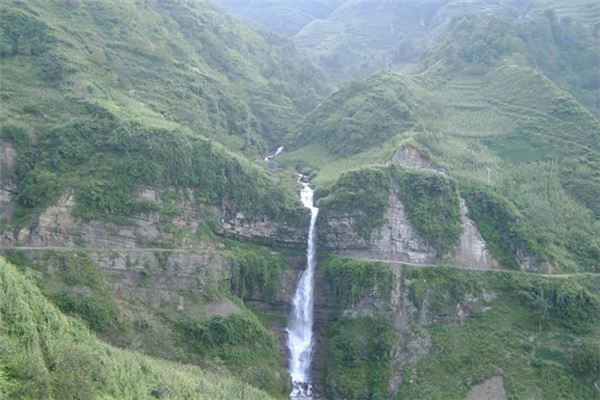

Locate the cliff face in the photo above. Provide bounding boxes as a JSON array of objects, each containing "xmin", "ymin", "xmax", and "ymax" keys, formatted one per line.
[
  {"xmin": 320, "ymin": 188, "xmax": 437, "ymax": 264},
  {"xmin": 318, "ymin": 147, "xmax": 500, "ymax": 269},
  {"xmin": 444, "ymin": 199, "xmax": 499, "ymax": 269},
  {"xmin": 0, "ymin": 142, "xmax": 16, "ymax": 224},
  {"xmin": 2, "ymin": 186, "xmax": 307, "ymax": 249},
  {"xmin": 219, "ymin": 205, "xmax": 308, "ymax": 248},
  {"xmin": 317, "ymin": 259, "xmax": 508, "ymax": 400}
]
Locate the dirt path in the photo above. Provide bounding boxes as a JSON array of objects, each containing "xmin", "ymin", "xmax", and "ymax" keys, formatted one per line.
[
  {"xmin": 343, "ymin": 256, "xmax": 600, "ymax": 278},
  {"xmin": 0, "ymin": 246, "xmax": 206, "ymax": 253},
  {"xmin": 1, "ymin": 247, "xmax": 598, "ymax": 279}
]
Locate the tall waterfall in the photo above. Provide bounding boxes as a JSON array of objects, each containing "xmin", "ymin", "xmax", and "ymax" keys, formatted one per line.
[{"xmin": 287, "ymin": 177, "xmax": 319, "ymax": 399}]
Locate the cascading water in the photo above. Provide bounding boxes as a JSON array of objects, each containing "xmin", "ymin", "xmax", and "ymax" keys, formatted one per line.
[{"xmin": 287, "ymin": 176, "xmax": 319, "ymax": 399}]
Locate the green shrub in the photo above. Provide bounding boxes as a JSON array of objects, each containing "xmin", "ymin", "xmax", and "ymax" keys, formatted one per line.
[
  {"xmin": 230, "ymin": 248, "xmax": 286, "ymax": 302},
  {"xmin": 515, "ymin": 278, "xmax": 599, "ymax": 332},
  {"xmin": 317, "ymin": 167, "xmax": 390, "ymax": 239},
  {"xmin": 51, "ymin": 292, "xmax": 117, "ymax": 333},
  {"xmin": 323, "ymin": 256, "xmax": 394, "ymax": 312},
  {"xmin": 295, "ymin": 71, "xmax": 415, "ymax": 157},
  {"xmin": 392, "ymin": 167, "xmax": 462, "ymax": 254},
  {"xmin": 0, "ymin": 8, "xmax": 54, "ymax": 57},
  {"xmin": 462, "ymin": 183, "xmax": 540, "ymax": 268},
  {"xmin": 0, "ymin": 258, "xmax": 274, "ymax": 400},
  {"xmin": 572, "ymin": 339, "xmax": 600, "ymax": 380},
  {"xmin": 176, "ymin": 314, "xmax": 286, "ymax": 396},
  {"xmin": 324, "ymin": 317, "xmax": 395, "ymax": 400}
]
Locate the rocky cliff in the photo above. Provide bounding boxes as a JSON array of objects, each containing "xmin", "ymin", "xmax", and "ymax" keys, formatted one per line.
[
  {"xmin": 0, "ymin": 141, "xmax": 16, "ymax": 224},
  {"xmin": 318, "ymin": 147, "xmax": 500, "ymax": 269},
  {"xmin": 321, "ymin": 187, "xmax": 438, "ymax": 264}
]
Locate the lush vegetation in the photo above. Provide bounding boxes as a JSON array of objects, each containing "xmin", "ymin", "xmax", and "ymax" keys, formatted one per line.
[
  {"xmin": 177, "ymin": 313, "xmax": 288, "ymax": 396},
  {"xmin": 399, "ymin": 266, "xmax": 600, "ymax": 399},
  {"xmin": 324, "ymin": 317, "xmax": 395, "ymax": 400},
  {"xmin": 461, "ymin": 183, "xmax": 542, "ymax": 268},
  {"xmin": 2, "ymin": 111, "xmax": 304, "ymax": 227},
  {"xmin": 3, "ymin": 248, "xmax": 291, "ymax": 398},
  {"xmin": 316, "ymin": 165, "xmax": 463, "ymax": 255},
  {"xmin": 322, "ymin": 255, "xmax": 394, "ymax": 312},
  {"xmin": 230, "ymin": 247, "xmax": 287, "ymax": 302},
  {"xmin": 294, "ymin": 72, "xmax": 418, "ymax": 157},
  {"xmin": 284, "ymin": 7, "xmax": 600, "ymax": 272},
  {"xmin": 0, "ymin": 0, "xmax": 327, "ymax": 227},
  {"xmin": 426, "ymin": 11, "xmax": 599, "ymax": 116},
  {"xmin": 0, "ymin": 257, "xmax": 274, "ymax": 400},
  {"xmin": 317, "ymin": 167, "xmax": 390, "ymax": 239},
  {"xmin": 391, "ymin": 167, "xmax": 462, "ymax": 255}
]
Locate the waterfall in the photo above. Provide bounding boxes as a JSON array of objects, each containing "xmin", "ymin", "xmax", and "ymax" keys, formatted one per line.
[
  {"xmin": 264, "ymin": 146, "xmax": 284, "ymax": 161},
  {"xmin": 287, "ymin": 176, "xmax": 319, "ymax": 399}
]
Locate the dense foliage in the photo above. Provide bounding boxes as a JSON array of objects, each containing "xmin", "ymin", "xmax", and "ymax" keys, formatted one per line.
[
  {"xmin": 2, "ymin": 106, "xmax": 303, "ymax": 226},
  {"xmin": 322, "ymin": 256, "xmax": 394, "ymax": 312},
  {"xmin": 0, "ymin": 0, "xmax": 328, "ymax": 227},
  {"xmin": 0, "ymin": 257, "xmax": 274, "ymax": 400},
  {"xmin": 295, "ymin": 72, "xmax": 417, "ymax": 157},
  {"xmin": 317, "ymin": 167, "xmax": 390, "ymax": 239},
  {"xmin": 426, "ymin": 11, "xmax": 599, "ymax": 115},
  {"xmin": 399, "ymin": 266, "xmax": 600, "ymax": 399},
  {"xmin": 176, "ymin": 313, "xmax": 287, "ymax": 395},
  {"xmin": 324, "ymin": 317, "xmax": 395, "ymax": 400},
  {"xmin": 392, "ymin": 167, "xmax": 462, "ymax": 255},
  {"xmin": 461, "ymin": 184, "xmax": 541, "ymax": 269},
  {"xmin": 230, "ymin": 247, "xmax": 286, "ymax": 302}
]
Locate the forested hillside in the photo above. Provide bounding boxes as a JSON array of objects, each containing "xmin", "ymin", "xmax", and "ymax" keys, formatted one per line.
[
  {"xmin": 0, "ymin": 0, "xmax": 329, "ymax": 229},
  {"xmin": 215, "ymin": 0, "xmax": 599, "ymax": 117},
  {"xmin": 283, "ymin": 11, "xmax": 600, "ymax": 273},
  {"xmin": 1, "ymin": 0, "xmax": 599, "ymax": 399}
]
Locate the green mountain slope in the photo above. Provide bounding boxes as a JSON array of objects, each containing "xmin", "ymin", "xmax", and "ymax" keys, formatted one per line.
[
  {"xmin": 0, "ymin": 0, "xmax": 326, "ymax": 227},
  {"xmin": 0, "ymin": 257, "xmax": 274, "ymax": 400},
  {"xmin": 0, "ymin": 0, "xmax": 328, "ymax": 152},
  {"xmin": 215, "ymin": 0, "xmax": 599, "ymax": 114},
  {"xmin": 319, "ymin": 257, "xmax": 600, "ymax": 400},
  {"xmin": 283, "ymin": 13, "xmax": 600, "ymax": 272}
]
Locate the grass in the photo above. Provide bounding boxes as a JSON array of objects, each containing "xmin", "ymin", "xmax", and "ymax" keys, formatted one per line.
[
  {"xmin": 3, "ymin": 248, "xmax": 292, "ymax": 398},
  {"xmin": 0, "ymin": 0, "xmax": 327, "ymax": 228},
  {"xmin": 321, "ymin": 260, "xmax": 600, "ymax": 399},
  {"xmin": 0, "ymin": 257, "xmax": 275, "ymax": 400},
  {"xmin": 286, "ymin": 11, "xmax": 600, "ymax": 272}
]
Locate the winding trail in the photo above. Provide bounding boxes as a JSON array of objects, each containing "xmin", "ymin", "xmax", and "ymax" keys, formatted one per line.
[
  {"xmin": 1, "ymin": 247, "xmax": 597, "ymax": 279},
  {"xmin": 332, "ymin": 256, "xmax": 600, "ymax": 279}
]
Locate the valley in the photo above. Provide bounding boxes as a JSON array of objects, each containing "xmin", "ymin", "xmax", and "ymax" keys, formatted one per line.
[{"xmin": 0, "ymin": 0, "xmax": 599, "ymax": 399}]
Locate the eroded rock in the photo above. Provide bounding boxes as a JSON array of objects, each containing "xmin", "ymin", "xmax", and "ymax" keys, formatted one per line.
[{"xmin": 466, "ymin": 376, "xmax": 507, "ymax": 400}]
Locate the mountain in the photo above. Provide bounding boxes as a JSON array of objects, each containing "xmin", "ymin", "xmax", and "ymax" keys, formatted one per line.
[
  {"xmin": 0, "ymin": 0, "xmax": 330, "ymax": 232},
  {"xmin": 214, "ymin": 0, "xmax": 600, "ymax": 117},
  {"xmin": 1, "ymin": 0, "xmax": 599, "ymax": 399},
  {"xmin": 211, "ymin": 0, "xmax": 344, "ymax": 36},
  {"xmin": 283, "ymin": 12, "xmax": 600, "ymax": 273}
]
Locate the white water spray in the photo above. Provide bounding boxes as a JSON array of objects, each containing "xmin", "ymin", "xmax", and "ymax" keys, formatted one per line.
[
  {"xmin": 287, "ymin": 176, "xmax": 319, "ymax": 399},
  {"xmin": 264, "ymin": 146, "xmax": 284, "ymax": 162}
]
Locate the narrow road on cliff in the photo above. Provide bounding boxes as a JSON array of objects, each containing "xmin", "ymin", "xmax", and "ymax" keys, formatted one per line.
[
  {"xmin": 333, "ymin": 256, "xmax": 600, "ymax": 279},
  {"xmin": 1, "ymin": 247, "xmax": 598, "ymax": 279}
]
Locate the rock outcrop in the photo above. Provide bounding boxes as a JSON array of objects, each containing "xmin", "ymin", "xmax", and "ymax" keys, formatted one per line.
[
  {"xmin": 444, "ymin": 199, "xmax": 498, "ymax": 269},
  {"xmin": 0, "ymin": 142, "xmax": 16, "ymax": 223},
  {"xmin": 320, "ymin": 146, "xmax": 501, "ymax": 269},
  {"xmin": 322, "ymin": 188, "xmax": 437, "ymax": 264},
  {"xmin": 387, "ymin": 146, "xmax": 440, "ymax": 172},
  {"xmin": 466, "ymin": 376, "xmax": 507, "ymax": 400},
  {"xmin": 220, "ymin": 205, "xmax": 308, "ymax": 248}
]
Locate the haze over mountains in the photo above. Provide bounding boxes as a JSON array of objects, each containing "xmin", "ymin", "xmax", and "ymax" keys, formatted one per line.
[{"xmin": 0, "ymin": 0, "xmax": 599, "ymax": 399}]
